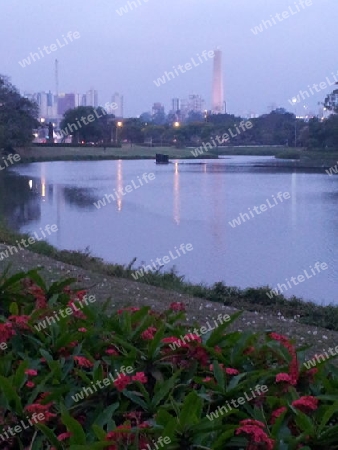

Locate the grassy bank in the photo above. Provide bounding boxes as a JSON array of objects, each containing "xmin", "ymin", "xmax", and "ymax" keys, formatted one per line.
[{"xmin": 1, "ymin": 222, "xmax": 337, "ymax": 332}]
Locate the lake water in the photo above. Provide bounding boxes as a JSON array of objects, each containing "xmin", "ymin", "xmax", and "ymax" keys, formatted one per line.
[{"xmin": 1, "ymin": 156, "xmax": 337, "ymax": 305}]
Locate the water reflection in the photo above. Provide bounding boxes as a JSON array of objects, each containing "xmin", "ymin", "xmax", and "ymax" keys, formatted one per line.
[{"xmin": 173, "ymin": 162, "xmax": 180, "ymax": 224}]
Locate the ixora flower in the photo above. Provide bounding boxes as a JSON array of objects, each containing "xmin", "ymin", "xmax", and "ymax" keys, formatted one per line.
[
  {"xmin": 141, "ymin": 326, "xmax": 157, "ymax": 340},
  {"xmin": 8, "ymin": 314, "xmax": 31, "ymax": 329},
  {"xmin": 114, "ymin": 374, "xmax": 132, "ymax": 391},
  {"xmin": 169, "ymin": 302, "xmax": 186, "ymax": 311},
  {"xmin": 132, "ymin": 372, "xmax": 147, "ymax": 383},
  {"xmin": 270, "ymin": 406, "xmax": 287, "ymax": 424},
  {"xmin": 0, "ymin": 321, "xmax": 15, "ymax": 342},
  {"xmin": 73, "ymin": 356, "xmax": 94, "ymax": 368},
  {"xmin": 292, "ymin": 396, "xmax": 319, "ymax": 412},
  {"xmin": 25, "ymin": 369, "xmax": 38, "ymax": 376},
  {"xmin": 106, "ymin": 423, "xmax": 134, "ymax": 449},
  {"xmin": 276, "ymin": 372, "xmax": 293, "ymax": 383},
  {"xmin": 270, "ymin": 332, "xmax": 299, "ymax": 386},
  {"xmin": 225, "ymin": 367, "xmax": 240, "ymax": 375},
  {"xmin": 105, "ymin": 348, "xmax": 119, "ymax": 355},
  {"xmin": 235, "ymin": 419, "xmax": 275, "ymax": 450},
  {"xmin": 57, "ymin": 432, "xmax": 73, "ymax": 441}
]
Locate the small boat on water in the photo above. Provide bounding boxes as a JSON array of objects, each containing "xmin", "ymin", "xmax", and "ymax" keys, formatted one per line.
[{"xmin": 155, "ymin": 154, "xmax": 169, "ymax": 164}]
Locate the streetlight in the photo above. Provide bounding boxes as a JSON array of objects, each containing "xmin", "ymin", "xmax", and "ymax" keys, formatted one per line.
[
  {"xmin": 115, "ymin": 121, "xmax": 123, "ymax": 145},
  {"xmin": 291, "ymin": 98, "xmax": 297, "ymax": 148}
]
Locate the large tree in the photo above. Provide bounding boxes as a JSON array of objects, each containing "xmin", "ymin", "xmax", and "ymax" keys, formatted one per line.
[
  {"xmin": 0, "ymin": 75, "xmax": 39, "ymax": 150},
  {"xmin": 59, "ymin": 106, "xmax": 113, "ymax": 144}
]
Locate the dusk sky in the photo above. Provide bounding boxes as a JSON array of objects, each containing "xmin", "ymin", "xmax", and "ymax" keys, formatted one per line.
[{"xmin": 1, "ymin": 0, "xmax": 336, "ymax": 117}]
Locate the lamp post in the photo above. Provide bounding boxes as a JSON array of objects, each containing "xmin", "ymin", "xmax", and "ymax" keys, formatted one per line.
[{"xmin": 115, "ymin": 121, "xmax": 123, "ymax": 146}]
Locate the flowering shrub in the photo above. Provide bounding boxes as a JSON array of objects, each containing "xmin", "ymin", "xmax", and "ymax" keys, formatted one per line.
[{"xmin": 0, "ymin": 269, "xmax": 338, "ymax": 449}]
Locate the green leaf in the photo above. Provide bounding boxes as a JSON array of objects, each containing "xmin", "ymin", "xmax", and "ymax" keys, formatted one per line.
[
  {"xmin": 123, "ymin": 390, "xmax": 149, "ymax": 410},
  {"xmin": 9, "ymin": 302, "xmax": 19, "ymax": 315},
  {"xmin": 152, "ymin": 371, "xmax": 180, "ymax": 409},
  {"xmin": 94, "ymin": 403, "xmax": 119, "ymax": 429},
  {"xmin": 35, "ymin": 424, "xmax": 63, "ymax": 450},
  {"xmin": 179, "ymin": 391, "xmax": 203, "ymax": 428},
  {"xmin": 206, "ymin": 311, "xmax": 242, "ymax": 347},
  {"xmin": 60, "ymin": 404, "xmax": 87, "ymax": 445},
  {"xmin": 0, "ymin": 375, "xmax": 23, "ymax": 413},
  {"xmin": 212, "ymin": 361, "xmax": 225, "ymax": 392},
  {"xmin": 318, "ymin": 401, "xmax": 338, "ymax": 434}
]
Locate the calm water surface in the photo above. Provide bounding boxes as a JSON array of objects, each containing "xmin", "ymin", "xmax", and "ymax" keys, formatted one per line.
[{"xmin": 1, "ymin": 156, "xmax": 337, "ymax": 305}]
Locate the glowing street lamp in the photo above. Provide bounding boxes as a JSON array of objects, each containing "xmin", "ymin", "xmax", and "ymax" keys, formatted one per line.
[
  {"xmin": 115, "ymin": 121, "xmax": 123, "ymax": 145},
  {"xmin": 173, "ymin": 121, "xmax": 180, "ymax": 127}
]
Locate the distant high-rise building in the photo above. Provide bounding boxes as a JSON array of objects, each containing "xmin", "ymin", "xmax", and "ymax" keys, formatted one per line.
[
  {"xmin": 188, "ymin": 94, "xmax": 205, "ymax": 113},
  {"xmin": 57, "ymin": 93, "xmax": 75, "ymax": 116},
  {"xmin": 172, "ymin": 97, "xmax": 180, "ymax": 112},
  {"xmin": 152, "ymin": 102, "xmax": 165, "ymax": 115},
  {"xmin": 112, "ymin": 92, "xmax": 124, "ymax": 117},
  {"xmin": 86, "ymin": 88, "xmax": 98, "ymax": 107},
  {"xmin": 211, "ymin": 49, "xmax": 225, "ymax": 114}
]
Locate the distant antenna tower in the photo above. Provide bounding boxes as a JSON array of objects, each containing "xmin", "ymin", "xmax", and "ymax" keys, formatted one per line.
[{"xmin": 55, "ymin": 59, "xmax": 59, "ymax": 97}]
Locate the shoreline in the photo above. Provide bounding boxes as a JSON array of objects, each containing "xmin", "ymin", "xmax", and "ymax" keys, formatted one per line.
[
  {"xmin": 2, "ymin": 145, "xmax": 337, "ymax": 170},
  {"xmin": 0, "ymin": 222, "xmax": 337, "ymax": 334}
]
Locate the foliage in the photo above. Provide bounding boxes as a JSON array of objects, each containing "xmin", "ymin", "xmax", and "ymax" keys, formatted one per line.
[
  {"xmin": 0, "ymin": 75, "xmax": 39, "ymax": 149},
  {"xmin": 59, "ymin": 107, "xmax": 114, "ymax": 144},
  {"xmin": 1, "ymin": 269, "xmax": 338, "ymax": 449}
]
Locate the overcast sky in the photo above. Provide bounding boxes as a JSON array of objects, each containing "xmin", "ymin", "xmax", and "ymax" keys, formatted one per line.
[{"xmin": 1, "ymin": 0, "xmax": 336, "ymax": 117}]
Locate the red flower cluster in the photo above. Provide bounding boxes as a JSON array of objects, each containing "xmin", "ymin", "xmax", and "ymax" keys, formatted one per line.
[
  {"xmin": 235, "ymin": 419, "xmax": 275, "ymax": 450},
  {"xmin": 292, "ymin": 395, "xmax": 318, "ymax": 413},
  {"xmin": 141, "ymin": 326, "xmax": 157, "ymax": 340},
  {"xmin": 270, "ymin": 333, "xmax": 299, "ymax": 386},
  {"xmin": 113, "ymin": 372, "xmax": 147, "ymax": 391},
  {"xmin": 270, "ymin": 406, "xmax": 287, "ymax": 424},
  {"xmin": 169, "ymin": 302, "xmax": 186, "ymax": 311},
  {"xmin": 8, "ymin": 314, "xmax": 30, "ymax": 330},
  {"xmin": 26, "ymin": 283, "xmax": 48, "ymax": 309},
  {"xmin": 105, "ymin": 422, "xmax": 150, "ymax": 450},
  {"xmin": 25, "ymin": 402, "xmax": 57, "ymax": 423},
  {"xmin": 73, "ymin": 356, "xmax": 93, "ymax": 368},
  {"xmin": 0, "ymin": 321, "xmax": 15, "ymax": 344}
]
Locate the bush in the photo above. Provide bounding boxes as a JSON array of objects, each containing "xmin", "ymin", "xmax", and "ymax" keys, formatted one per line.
[{"xmin": 1, "ymin": 269, "xmax": 338, "ymax": 449}]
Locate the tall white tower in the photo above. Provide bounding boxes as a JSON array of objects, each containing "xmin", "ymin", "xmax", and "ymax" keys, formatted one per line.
[{"xmin": 211, "ymin": 49, "xmax": 225, "ymax": 114}]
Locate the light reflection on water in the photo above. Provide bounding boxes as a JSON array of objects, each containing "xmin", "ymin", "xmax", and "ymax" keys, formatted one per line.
[{"xmin": 1, "ymin": 156, "xmax": 337, "ymax": 305}]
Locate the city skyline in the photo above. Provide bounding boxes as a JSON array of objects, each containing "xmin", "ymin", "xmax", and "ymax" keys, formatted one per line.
[{"xmin": 1, "ymin": 1, "xmax": 336, "ymax": 118}]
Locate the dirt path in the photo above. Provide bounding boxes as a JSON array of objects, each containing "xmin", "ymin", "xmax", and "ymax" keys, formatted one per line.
[{"xmin": 0, "ymin": 243, "xmax": 337, "ymax": 358}]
